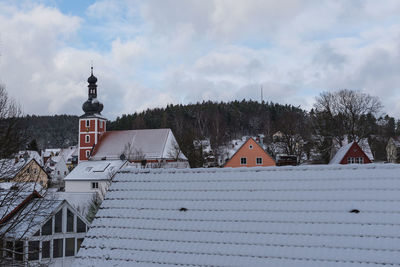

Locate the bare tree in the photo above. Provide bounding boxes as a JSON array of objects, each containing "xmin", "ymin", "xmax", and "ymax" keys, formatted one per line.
[
  {"xmin": 122, "ymin": 142, "xmax": 145, "ymax": 161},
  {"xmin": 167, "ymin": 139, "xmax": 183, "ymax": 161},
  {"xmin": 314, "ymin": 89, "xmax": 382, "ymax": 143},
  {"xmin": 0, "ymin": 175, "xmax": 56, "ymax": 265},
  {"xmin": 0, "ymin": 85, "xmax": 23, "ymax": 159},
  {"xmin": 0, "ymin": 86, "xmax": 57, "ymax": 265},
  {"xmin": 275, "ymin": 110, "xmax": 311, "ymax": 162}
]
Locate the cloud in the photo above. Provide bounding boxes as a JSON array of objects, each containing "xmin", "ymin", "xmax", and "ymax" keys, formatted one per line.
[{"xmin": 0, "ymin": 0, "xmax": 400, "ymax": 120}]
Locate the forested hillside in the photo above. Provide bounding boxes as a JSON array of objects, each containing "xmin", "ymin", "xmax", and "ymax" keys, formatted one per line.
[
  {"xmin": 20, "ymin": 115, "xmax": 79, "ymax": 149},
  {"xmin": 12, "ymin": 94, "xmax": 400, "ymax": 168},
  {"xmin": 109, "ymin": 94, "xmax": 399, "ymax": 167}
]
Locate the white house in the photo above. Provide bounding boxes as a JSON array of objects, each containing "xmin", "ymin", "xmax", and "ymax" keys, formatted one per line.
[
  {"xmin": 64, "ymin": 160, "xmax": 127, "ymax": 195},
  {"xmin": 0, "ymin": 185, "xmax": 90, "ymax": 266},
  {"xmin": 76, "ymin": 164, "xmax": 400, "ymax": 266}
]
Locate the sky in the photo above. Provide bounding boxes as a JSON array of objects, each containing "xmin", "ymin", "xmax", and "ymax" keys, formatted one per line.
[{"xmin": 0, "ymin": 0, "xmax": 399, "ymax": 120}]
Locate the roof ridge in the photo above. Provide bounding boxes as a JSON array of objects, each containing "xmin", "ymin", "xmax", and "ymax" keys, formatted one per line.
[{"xmin": 118, "ymin": 163, "xmax": 400, "ymax": 175}]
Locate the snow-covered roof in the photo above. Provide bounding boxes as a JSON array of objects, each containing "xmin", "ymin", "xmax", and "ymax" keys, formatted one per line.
[
  {"xmin": 91, "ymin": 129, "xmax": 187, "ymax": 161},
  {"xmin": 0, "ymin": 183, "xmax": 56, "ymax": 239},
  {"xmin": 42, "ymin": 148, "xmax": 61, "ymax": 158},
  {"xmin": 0, "ymin": 151, "xmax": 43, "ymax": 179},
  {"xmin": 64, "ymin": 160, "xmax": 127, "ymax": 181},
  {"xmin": 329, "ymin": 142, "xmax": 354, "ymax": 164},
  {"xmin": 391, "ymin": 137, "xmax": 400, "ymax": 148},
  {"xmin": 54, "ymin": 191, "xmax": 96, "ymax": 217},
  {"xmin": 76, "ymin": 164, "xmax": 400, "ymax": 266},
  {"xmin": 60, "ymin": 146, "xmax": 78, "ymax": 162}
]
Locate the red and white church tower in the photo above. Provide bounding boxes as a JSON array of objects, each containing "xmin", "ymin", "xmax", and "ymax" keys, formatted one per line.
[{"xmin": 78, "ymin": 68, "xmax": 107, "ymax": 162}]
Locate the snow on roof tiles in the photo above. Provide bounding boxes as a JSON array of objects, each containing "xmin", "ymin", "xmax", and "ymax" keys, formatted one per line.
[
  {"xmin": 64, "ymin": 160, "xmax": 126, "ymax": 181},
  {"xmin": 76, "ymin": 164, "xmax": 400, "ymax": 266},
  {"xmin": 91, "ymin": 129, "xmax": 185, "ymax": 160}
]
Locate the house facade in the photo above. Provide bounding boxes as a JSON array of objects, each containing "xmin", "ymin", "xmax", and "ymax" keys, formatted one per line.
[
  {"xmin": 0, "ymin": 151, "xmax": 49, "ymax": 187},
  {"xmin": 0, "ymin": 190, "xmax": 89, "ymax": 266},
  {"xmin": 329, "ymin": 141, "xmax": 373, "ymax": 164},
  {"xmin": 386, "ymin": 137, "xmax": 400, "ymax": 163},
  {"xmin": 64, "ymin": 160, "xmax": 127, "ymax": 195},
  {"xmin": 224, "ymin": 137, "xmax": 275, "ymax": 168}
]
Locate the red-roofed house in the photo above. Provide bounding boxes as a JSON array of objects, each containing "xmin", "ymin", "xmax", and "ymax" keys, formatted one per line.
[{"xmin": 329, "ymin": 141, "xmax": 373, "ymax": 164}]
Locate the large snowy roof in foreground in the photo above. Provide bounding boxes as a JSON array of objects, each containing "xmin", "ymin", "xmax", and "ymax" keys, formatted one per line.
[{"xmin": 76, "ymin": 164, "xmax": 400, "ymax": 267}]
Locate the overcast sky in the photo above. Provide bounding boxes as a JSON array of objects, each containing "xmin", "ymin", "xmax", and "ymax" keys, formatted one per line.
[{"xmin": 0, "ymin": 0, "xmax": 399, "ymax": 120}]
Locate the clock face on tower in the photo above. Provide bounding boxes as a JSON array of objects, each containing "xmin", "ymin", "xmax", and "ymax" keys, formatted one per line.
[{"xmin": 86, "ymin": 127, "xmax": 90, "ymax": 132}]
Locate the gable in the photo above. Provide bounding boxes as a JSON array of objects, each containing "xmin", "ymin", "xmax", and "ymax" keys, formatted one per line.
[
  {"xmin": 3, "ymin": 199, "xmax": 90, "ymax": 240},
  {"xmin": 14, "ymin": 159, "xmax": 49, "ymax": 185},
  {"xmin": 339, "ymin": 142, "xmax": 372, "ymax": 164},
  {"xmin": 225, "ymin": 138, "xmax": 275, "ymax": 167}
]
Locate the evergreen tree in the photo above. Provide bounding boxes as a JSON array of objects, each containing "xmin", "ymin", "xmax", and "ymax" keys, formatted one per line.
[{"xmin": 27, "ymin": 139, "xmax": 39, "ymax": 152}]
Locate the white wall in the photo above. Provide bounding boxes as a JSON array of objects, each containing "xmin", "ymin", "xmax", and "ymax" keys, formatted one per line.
[{"xmin": 65, "ymin": 180, "xmax": 109, "ymax": 194}]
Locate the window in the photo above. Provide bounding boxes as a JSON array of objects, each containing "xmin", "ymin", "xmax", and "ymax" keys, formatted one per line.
[
  {"xmin": 92, "ymin": 182, "xmax": 99, "ymax": 189},
  {"xmin": 6, "ymin": 241, "xmax": 13, "ymax": 258},
  {"xmin": 347, "ymin": 157, "xmax": 355, "ymax": 164},
  {"xmin": 249, "ymin": 145, "xmax": 253, "ymax": 149},
  {"xmin": 77, "ymin": 217, "xmax": 87, "ymax": 233},
  {"xmin": 55, "ymin": 209, "xmax": 62, "ymax": 233},
  {"xmin": 53, "ymin": 239, "xmax": 63, "ymax": 258},
  {"xmin": 15, "ymin": 241, "xmax": 23, "ymax": 262},
  {"xmin": 240, "ymin": 157, "xmax": 247, "ymax": 165},
  {"xmin": 256, "ymin": 157, "xmax": 263, "ymax": 165},
  {"xmin": 86, "ymin": 120, "xmax": 90, "ymax": 127},
  {"xmin": 33, "ymin": 168, "xmax": 37, "ymax": 174},
  {"xmin": 64, "ymin": 171, "xmax": 67, "ymax": 175},
  {"xmin": 356, "ymin": 157, "xmax": 364, "ymax": 164},
  {"xmin": 86, "ymin": 150, "xmax": 90, "ymax": 158},
  {"xmin": 57, "ymin": 170, "xmax": 60, "ymax": 175},
  {"xmin": 67, "ymin": 209, "xmax": 74, "ymax": 232},
  {"xmin": 85, "ymin": 135, "xmax": 90, "ymax": 143},
  {"xmin": 28, "ymin": 241, "xmax": 39, "ymax": 261},
  {"xmin": 33, "ymin": 230, "xmax": 40, "ymax": 236},
  {"xmin": 26, "ymin": 167, "xmax": 30, "ymax": 174},
  {"xmin": 65, "ymin": 238, "xmax": 75, "ymax": 257},
  {"xmin": 77, "ymin": 238, "xmax": 84, "ymax": 252},
  {"xmin": 42, "ymin": 218, "xmax": 52, "ymax": 235},
  {"xmin": 42, "ymin": 241, "xmax": 50, "ymax": 259}
]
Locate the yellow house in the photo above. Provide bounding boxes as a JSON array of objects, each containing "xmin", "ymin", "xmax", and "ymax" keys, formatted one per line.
[{"xmin": 0, "ymin": 158, "xmax": 49, "ymax": 188}]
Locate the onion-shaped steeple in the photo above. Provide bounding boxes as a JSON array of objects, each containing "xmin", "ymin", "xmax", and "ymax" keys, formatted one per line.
[{"xmin": 82, "ymin": 67, "xmax": 104, "ymax": 116}]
